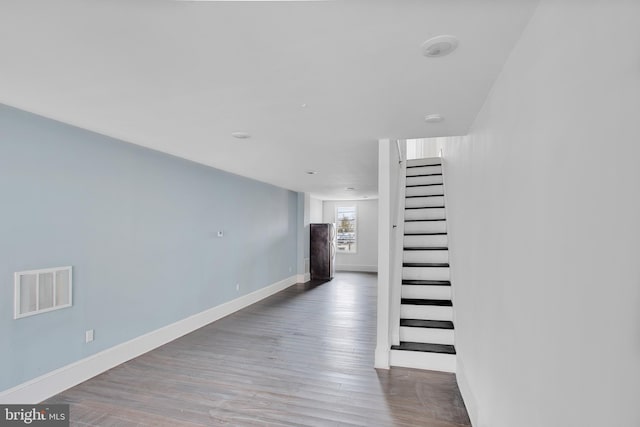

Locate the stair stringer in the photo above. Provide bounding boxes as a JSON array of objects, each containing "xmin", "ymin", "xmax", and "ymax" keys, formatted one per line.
[{"xmin": 389, "ymin": 153, "xmax": 407, "ymax": 348}]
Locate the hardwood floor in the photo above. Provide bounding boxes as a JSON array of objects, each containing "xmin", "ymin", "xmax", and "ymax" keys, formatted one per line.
[{"xmin": 45, "ymin": 272, "xmax": 470, "ymax": 426}]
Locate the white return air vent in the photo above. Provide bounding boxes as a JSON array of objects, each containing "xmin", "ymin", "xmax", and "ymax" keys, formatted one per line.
[{"xmin": 14, "ymin": 266, "xmax": 72, "ymax": 319}]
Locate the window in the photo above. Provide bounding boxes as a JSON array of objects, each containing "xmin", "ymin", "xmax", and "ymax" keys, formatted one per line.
[
  {"xmin": 336, "ymin": 206, "xmax": 357, "ymax": 253},
  {"xmin": 14, "ymin": 266, "xmax": 72, "ymax": 319}
]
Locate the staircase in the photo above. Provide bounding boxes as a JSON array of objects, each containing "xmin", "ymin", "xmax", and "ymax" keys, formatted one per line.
[{"xmin": 389, "ymin": 157, "xmax": 456, "ymax": 373}]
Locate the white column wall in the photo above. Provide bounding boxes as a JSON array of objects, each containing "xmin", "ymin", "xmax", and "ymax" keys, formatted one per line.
[
  {"xmin": 443, "ymin": 1, "xmax": 640, "ymax": 426},
  {"xmin": 376, "ymin": 139, "xmax": 404, "ymax": 369},
  {"xmin": 309, "ymin": 196, "xmax": 323, "ymax": 223}
]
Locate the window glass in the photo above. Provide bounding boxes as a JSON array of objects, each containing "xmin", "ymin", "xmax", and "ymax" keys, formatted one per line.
[{"xmin": 336, "ymin": 206, "xmax": 357, "ymax": 253}]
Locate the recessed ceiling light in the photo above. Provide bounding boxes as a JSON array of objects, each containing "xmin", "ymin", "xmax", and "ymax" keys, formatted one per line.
[
  {"xmin": 301, "ymin": 103, "xmax": 308, "ymax": 108},
  {"xmin": 231, "ymin": 132, "xmax": 251, "ymax": 139},
  {"xmin": 424, "ymin": 114, "xmax": 444, "ymax": 123},
  {"xmin": 306, "ymin": 171, "xmax": 317, "ymax": 175},
  {"xmin": 421, "ymin": 35, "xmax": 459, "ymax": 58},
  {"xmin": 345, "ymin": 187, "xmax": 356, "ymax": 190}
]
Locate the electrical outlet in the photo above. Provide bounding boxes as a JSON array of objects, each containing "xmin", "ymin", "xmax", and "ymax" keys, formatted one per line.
[
  {"xmin": 85, "ymin": 329, "xmax": 94, "ymax": 343},
  {"xmin": 236, "ymin": 283, "xmax": 240, "ymax": 291}
]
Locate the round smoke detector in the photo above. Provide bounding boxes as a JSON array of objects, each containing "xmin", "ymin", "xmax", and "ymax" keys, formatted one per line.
[{"xmin": 421, "ymin": 35, "xmax": 459, "ymax": 58}]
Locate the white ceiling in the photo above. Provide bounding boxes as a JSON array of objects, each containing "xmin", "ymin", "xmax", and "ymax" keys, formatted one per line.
[{"xmin": 0, "ymin": 0, "xmax": 538, "ymax": 200}]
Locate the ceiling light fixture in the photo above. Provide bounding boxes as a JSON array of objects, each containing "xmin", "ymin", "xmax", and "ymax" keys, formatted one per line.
[
  {"xmin": 424, "ymin": 114, "xmax": 444, "ymax": 123},
  {"xmin": 345, "ymin": 187, "xmax": 356, "ymax": 190},
  {"xmin": 231, "ymin": 132, "xmax": 251, "ymax": 139},
  {"xmin": 306, "ymin": 171, "xmax": 317, "ymax": 175},
  {"xmin": 421, "ymin": 35, "xmax": 459, "ymax": 58}
]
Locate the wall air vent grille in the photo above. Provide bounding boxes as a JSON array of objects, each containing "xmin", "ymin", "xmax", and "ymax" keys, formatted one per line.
[{"xmin": 14, "ymin": 266, "xmax": 72, "ymax": 319}]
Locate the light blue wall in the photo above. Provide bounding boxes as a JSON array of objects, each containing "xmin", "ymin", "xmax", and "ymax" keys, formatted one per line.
[{"xmin": 0, "ymin": 104, "xmax": 299, "ymax": 392}]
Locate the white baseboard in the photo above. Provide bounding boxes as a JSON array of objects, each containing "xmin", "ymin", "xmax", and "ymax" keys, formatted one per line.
[
  {"xmin": 336, "ymin": 264, "xmax": 378, "ymax": 273},
  {"xmin": 456, "ymin": 356, "xmax": 478, "ymax": 426},
  {"xmin": 296, "ymin": 273, "xmax": 311, "ymax": 283},
  {"xmin": 0, "ymin": 275, "xmax": 297, "ymax": 404}
]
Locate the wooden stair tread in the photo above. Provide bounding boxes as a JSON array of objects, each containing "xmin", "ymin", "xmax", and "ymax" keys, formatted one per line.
[
  {"xmin": 400, "ymin": 319, "xmax": 454, "ymax": 329},
  {"xmin": 391, "ymin": 342, "xmax": 456, "ymax": 355},
  {"xmin": 401, "ymin": 298, "xmax": 453, "ymax": 306},
  {"xmin": 402, "ymin": 280, "xmax": 451, "ymax": 286},
  {"xmin": 403, "ymin": 263, "xmax": 450, "ymax": 268},
  {"xmin": 403, "ymin": 247, "xmax": 448, "ymax": 251}
]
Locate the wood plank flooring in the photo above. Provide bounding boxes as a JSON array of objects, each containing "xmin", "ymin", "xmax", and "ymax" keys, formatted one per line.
[{"xmin": 45, "ymin": 272, "xmax": 470, "ymax": 426}]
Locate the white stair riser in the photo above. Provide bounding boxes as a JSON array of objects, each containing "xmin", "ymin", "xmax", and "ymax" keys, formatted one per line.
[
  {"xmin": 403, "ymin": 250, "xmax": 449, "ymax": 264},
  {"xmin": 406, "ymin": 158, "xmax": 442, "ymax": 168},
  {"xmin": 389, "ymin": 349, "xmax": 456, "ymax": 373},
  {"xmin": 405, "ymin": 185, "xmax": 444, "ymax": 197},
  {"xmin": 402, "ymin": 285, "xmax": 451, "ymax": 300},
  {"xmin": 406, "ymin": 165, "xmax": 442, "ymax": 177},
  {"xmin": 403, "ymin": 234, "xmax": 448, "ymax": 248},
  {"xmin": 400, "ymin": 305, "xmax": 453, "ymax": 321},
  {"xmin": 405, "ymin": 208, "xmax": 445, "ymax": 221},
  {"xmin": 405, "ymin": 196, "xmax": 444, "ymax": 208},
  {"xmin": 404, "ymin": 221, "xmax": 446, "ymax": 234},
  {"xmin": 399, "ymin": 327, "xmax": 455, "ymax": 345},
  {"xmin": 402, "ymin": 267, "xmax": 450, "ymax": 281},
  {"xmin": 406, "ymin": 175, "xmax": 443, "ymax": 186}
]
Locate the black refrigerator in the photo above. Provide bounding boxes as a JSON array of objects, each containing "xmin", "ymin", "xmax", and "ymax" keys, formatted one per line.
[{"xmin": 310, "ymin": 223, "xmax": 336, "ymax": 280}]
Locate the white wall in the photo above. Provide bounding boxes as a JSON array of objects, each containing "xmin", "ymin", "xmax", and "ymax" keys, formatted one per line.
[
  {"xmin": 444, "ymin": 1, "xmax": 640, "ymax": 426},
  {"xmin": 375, "ymin": 138, "xmax": 402, "ymax": 369},
  {"xmin": 296, "ymin": 193, "xmax": 311, "ymax": 283},
  {"xmin": 323, "ymin": 199, "xmax": 378, "ymax": 272},
  {"xmin": 310, "ymin": 196, "xmax": 323, "ymax": 223}
]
